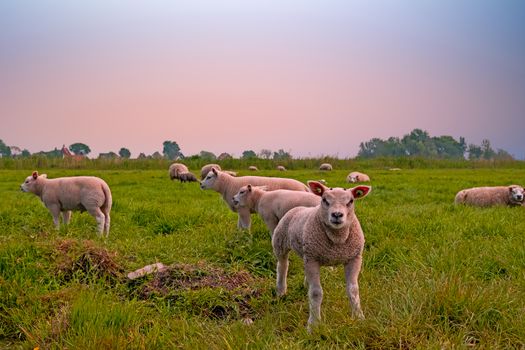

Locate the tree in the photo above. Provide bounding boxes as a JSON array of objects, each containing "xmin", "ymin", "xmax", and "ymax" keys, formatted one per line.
[
  {"xmin": 21, "ymin": 149, "xmax": 31, "ymax": 157},
  {"xmin": 199, "ymin": 150, "xmax": 217, "ymax": 161},
  {"xmin": 273, "ymin": 149, "xmax": 291, "ymax": 160},
  {"xmin": 481, "ymin": 139, "xmax": 495, "ymax": 160},
  {"xmin": 242, "ymin": 150, "xmax": 257, "ymax": 159},
  {"xmin": 218, "ymin": 152, "xmax": 232, "ymax": 160},
  {"xmin": 467, "ymin": 144, "xmax": 482, "ymax": 160},
  {"xmin": 119, "ymin": 147, "xmax": 131, "ymax": 159},
  {"xmin": 98, "ymin": 152, "xmax": 118, "ymax": 159},
  {"xmin": 162, "ymin": 141, "xmax": 182, "ymax": 160},
  {"xmin": 151, "ymin": 151, "xmax": 163, "ymax": 159},
  {"xmin": 494, "ymin": 149, "xmax": 514, "ymax": 160},
  {"xmin": 0, "ymin": 139, "xmax": 11, "ymax": 157},
  {"xmin": 69, "ymin": 143, "xmax": 91, "ymax": 155},
  {"xmin": 259, "ymin": 149, "xmax": 272, "ymax": 159},
  {"xmin": 137, "ymin": 153, "xmax": 147, "ymax": 159}
]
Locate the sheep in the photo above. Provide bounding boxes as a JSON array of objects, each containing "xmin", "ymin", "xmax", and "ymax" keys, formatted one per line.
[
  {"xmin": 201, "ymin": 164, "xmax": 221, "ymax": 180},
  {"xmin": 347, "ymin": 171, "xmax": 371, "ymax": 183},
  {"xmin": 319, "ymin": 163, "xmax": 332, "ymax": 171},
  {"xmin": 248, "ymin": 166, "xmax": 259, "ymax": 171},
  {"xmin": 454, "ymin": 185, "xmax": 524, "ymax": 207},
  {"xmin": 223, "ymin": 170, "xmax": 237, "ymax": 177},
  {"xmin": 20, "ymin": 171, "xmax": 112, "ymax": 236},
  {"xmin": 169, "ymin": 163, "xmax": 189, "ymax": 180},
  {"xmin": 232, "ymin": 184, "xmax": 321, "ymax": 235},
  {"xmin": 200, "ymin": 168, "xmax": 310, "ymax": 229},
  {"xmin": 277, "ymin": 165, "xmax": 286, "ymax": 171},
  {"xmin": 272, "ymin": 180, "xmax": 371, "ymax": 331},
  {"xmin": 178, "ymin": 172, "xmax": 198, "ymax": 183}
]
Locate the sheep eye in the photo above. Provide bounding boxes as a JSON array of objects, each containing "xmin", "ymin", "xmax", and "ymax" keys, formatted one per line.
[
  {"xmin": 347, "ymin": 199, "xmax": 354, "ymax": 206},
  {"xmin": 322, "ymin": 198, "xmax": 329, "ymax": 206}
]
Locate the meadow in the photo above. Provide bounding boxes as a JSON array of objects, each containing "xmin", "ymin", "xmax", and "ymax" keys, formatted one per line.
[{"xmin": 1, "ymin": 160, "xmax": 524, "ymax": 349}]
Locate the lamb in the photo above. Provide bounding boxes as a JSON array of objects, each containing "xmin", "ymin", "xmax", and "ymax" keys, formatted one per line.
[
  {"xmin": 319, "ymin": 163, "xmax": 332, "ymax": 171},
  {"xmin": 232, "ymin": 184, "xmax": 321, "ymax": 235},
  {"xmin": 20, "ymin": 171, "xmax": 112, "ymax": 236},
  {"xmin": 178, "ymin": 172, "xmax": 198, "ymax": 183},
  {"xmin": 272, "ymin": 180, "xmax": 371, "ymax": 331},
  {"xmin": 248, "ymin": 166, "xmax": 259, "ymax": 171},
  {"xmin": 276, "ymin": 165, "xmax": 286, "ymax": 171},
  {"xmin": 200, "ymin": 168, "xmax": 310, "ymax": 229},
  {"xmin": 201, "ymin": 164, "xmax": 221, "ymax": 180},
  {"xmin": 169, "ymin": 163, "xmax": 189, "ymax": 180},
  {"xmin": 454, "ymin": 185, "xmax": 524, "ymax": 207},
  {"xmin": 347, "ymin": 171, "xmax": 371, "ymax": 183}
]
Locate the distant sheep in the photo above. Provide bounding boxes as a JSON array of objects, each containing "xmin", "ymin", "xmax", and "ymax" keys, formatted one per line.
[
  {"xmin": 223, "ymin": 170, "xmax": 237, "ymax": 177},
  {"xmin": 178, "ymin": 172, "xmax": 198, "ymax": 183},
  {"xmin": 272, "ymin": 180, "xmax": 371, "ymax": 331},
  {"xmin": 20, "ymin": 171, "xmax": 112, "ymax": 236},
  {"xmin": 248, "ymin": 166, "xmax": 259, "ymax": 171},
  {"xmin": 319, "ymin": 163, "xmax": 332, "ymax": 171},
  {"xmin": 347, "ymin": 171, "xmax": 370, "ymax": 183},
  {"xmin": 277, "ymin": 165, "xmax": 286, "ymax": 171},
  {"xmin": 454, "ymin": 185, "xmax": 524, "ymax": 207},
  {"xmin": 201, "ymin": 164, "xmax": 221, "ymax": 180},
  {"xmin": 232, "ymin": 184, "xmax": 320, "ymax": 235},
  {"xmin": 169, "ymin": 163, "xmax": 189, "ymax": 180},
  {"xmin": 200, "ymin": 168, "xmax": 309, "ymax": 229}
]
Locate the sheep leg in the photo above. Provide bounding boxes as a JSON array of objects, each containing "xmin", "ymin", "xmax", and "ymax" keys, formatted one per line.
[
  {"xmin": 275, "ymin": 251, "xmax": 290, "ymax": 296},
  {"xmin": 87, "ymin": 207, "xmax": 105, "ymax": 235},
  {"xmin": 47, "ymin": 204, "xmax": 61, "ymax": 229},
  {"xmin": 103, "ymin": 212, "xmax": 110, "ymax": 236},
  {"xmin": 344, "ymin": 255, "xmax": 364, "ymax": 319},
  {"xmin": 237, "ymin": 207, "xmax": 252, "ymax": 230},
  {"xmin": 304, "ymin": 259, "xmax": 323, "ymax": 331},
  {"xmin": 62, "ymin": 211, "xmax": 72, "ymax": 225}
]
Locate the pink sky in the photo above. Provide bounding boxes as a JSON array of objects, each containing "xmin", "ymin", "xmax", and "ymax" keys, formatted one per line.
[{"xmin": 1, "ymin": 1, "xmax": 524, "ymax": 158}]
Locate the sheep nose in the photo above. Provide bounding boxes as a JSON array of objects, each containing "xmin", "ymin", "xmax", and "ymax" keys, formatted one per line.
[{"xmin": 331, "ymin": 212, "xmax": 343, "ymax": 219}]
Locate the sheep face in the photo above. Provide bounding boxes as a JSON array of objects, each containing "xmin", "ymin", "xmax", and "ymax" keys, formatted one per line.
[
  {"xmin": 307, "ymin": 181, "xmax": 371, "ymax": 229},
  {"xmin": 348, "ymin": 176, "xmax": 357, "ymax": 183},
  {"xmin": 20, "ymin": 171, "xmax": 46, "ymax": 193},
  {"xmin": 200, "ymin": 168, "xmax": 218, "ymax": 190},
  {"xmin": 509, "ymin": 185, "xmax": 525, "ymax": 204},
  {"xmin": 232, "ymin": 184, "xmax": 250, "ymax": 207}
]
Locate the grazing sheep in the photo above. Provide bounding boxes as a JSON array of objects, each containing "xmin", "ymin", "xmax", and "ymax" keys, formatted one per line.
[
  {"xmin": 232, "ymin": 184, "xmax": 321, "ymax": 235},
  {"xmin": 347, "ymin": 171, "xmax": 371, "ymax": 183},
  {"xmin": 200, "ymin": 168, "xmax": 309, "ymax": 229},
  {"xmin": 248, "ymin": 166, "xmax": 259, "ymax": 171},
  {"xmin": 277, "ymin": 165, "xmax": 286, "ymax": 171},
  {"xmin": 223, "ymin": 170, "xmax": 237, "ymax": 177},
  {"xmin": 201, "ymin": 164, "xmax": 221, "ymax": 180},
  {"xmin": 319, "ymin": 163, "xmax": 332, "ymax": 171},
  {"xmin": 20, "ymin": 171, "xmax": 112, "ymax": 236},
  {"xmin": 169, "ymin": 163, "xmax": 189, "ymax": 180},
  {"xmin": 178, "ymin": 172, "xmax": 198, "ymax": 183},
  {"xmin": 272, "ymin": 180, "xmax": 371, "ymax": 331},
  {"xmin": 454, "ymin": 185, "xmax": 524, "ymax": 207}
]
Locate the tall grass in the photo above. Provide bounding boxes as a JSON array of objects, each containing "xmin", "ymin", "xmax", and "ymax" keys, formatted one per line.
[{"xmin": 1, "ymin": 164, "xmax": 524, "ymax": 348}]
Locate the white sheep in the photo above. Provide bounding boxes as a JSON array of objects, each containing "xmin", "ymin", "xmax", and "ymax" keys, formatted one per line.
[
  {"xmin": 178, "ymin": 172, "xmax": 198, "ymax": 183},
  {"xmin": 232, "ymin": 184, "xmax": 321, "ymax": 235},
  {"xmin": 319, "ymin": 163, "xmax": 333, "ymax": 171},
  {"xmin": 272, "ymin": 180, "xmax": 371, "ymax": 331},
  {"xmin": 454, "ymin": 185, "xmax": 524, "ymax": 207},
  {"xmin": 169, "ymin": 163, "xmax": 189, "ymax": 180},
  {"xmin": 201, "ymin": 163, "xmax": 221, "ymax": 180},
  {"xmin": 346, "ymin": 171, "xmax": 371, "ymax": 183},
  {"xmin": 20, "ymin": 171, "xmax": 112, "ymax": 236},
  {"xmin": 248, "ymin": 165, "xmax": 259, "ymax": 171},
  {"xmin": 200, "ymin": 168, "xmax": 309, "ymax": 229},
  {"xmin": 277, "ymin": 165, "xmax": 286, "ymax": 171}
]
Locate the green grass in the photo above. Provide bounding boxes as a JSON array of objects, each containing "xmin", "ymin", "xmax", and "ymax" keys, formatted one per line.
[{"xmin": 1, "ymin": 165, "xmax": 524, "ymax": 349}]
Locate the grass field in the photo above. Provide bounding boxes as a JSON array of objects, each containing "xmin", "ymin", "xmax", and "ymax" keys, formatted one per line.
[{"xmin": 1, "ymin": 164, "xmax": 524, "ymax": 349}]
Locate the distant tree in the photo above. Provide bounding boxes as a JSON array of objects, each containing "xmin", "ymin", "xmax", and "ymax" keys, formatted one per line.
[
  {"xmin": 199, "ymin": 150, "xmax": 217, "ymax": 161},
  {"xmin": 481, "ymin": 139, "xmax": 495, "ymax": 160},
  {"xmin": 21, "ymin": 149, "xmax": 31, "ymax": 157},
  {"xmin": 69, "ymin": 143, "xmax": 91, "ymax": 155},
  {"xmin": 432, "ymin": 135, "xmax": 466, "ymax": 159},
  {"xmin": 98, "ymin": 152, "xmax": 118, "ymax": 159},
  {"xmin": 0, "ymin": 139, "xmax": 11, "ymax": 157},
  {"xmin": 218, "ymin": 152, "xmax": 232, "ymax": 160},
  {"xmin": 9, "ymin": 146, "xmax": 22, "ymax": 157},
  {"xmin": 467, "ymin": 144, "xmax": 482, "ymax": 160},
  {"xmin": 137, "ymin": 153, "xmax": 147, "ymax": 159},
  {"xmin": 242, "ymin": 150, "xmax": 257, "ymax": 159},
  {"xmin": 119, "ymin": 147, "xmax": 131, "ymax": 159},
  {"xmin": 494, "ymin": 149, "xmax": 514, "ymax": 160},
  {"xmin": 162, "ymin": 140, "xmax": 182, "ymax": 160},
  {"xmin": 273, "ymin": 149, "xmax": 291, "ymax": 160},
  {"xmin": 152, "ymin": 151, "xmax": 163, "ymax": 159},
  {"xmin": 259, "ymin": 149, "xmax": 272, "ymax": 159}
]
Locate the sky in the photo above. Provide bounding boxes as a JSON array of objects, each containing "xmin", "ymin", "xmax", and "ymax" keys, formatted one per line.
[{"xmin": 1, "ymin": 0, "xmax": 524, "ymax": 159}]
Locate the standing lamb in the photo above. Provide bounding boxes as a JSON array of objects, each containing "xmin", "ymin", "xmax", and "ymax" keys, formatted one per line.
[
  {"xmin": 201, "ymin": 164, "xmax": 221, "ymax": 180},
  {"xmin": 20, "ymin": 171, "xmax": 112, "ymax": 236},
  {"xmin": 169, "ymin": 163, "xmax": 189, "ymax": 180},
  {"xmin": 272, "ymin": 180, "xmax": 371, "ymax": 331},
  {"xmin": 200, "ymin": 168, "xmax": 309, "ymax": 229},
  {"xmin": 347, "ymin": 171, "xmax": 371, "ymax": 183},
  {"xmin": 178, "ymin": 172, "xmax": 198, "ymax": 183},
  {"xmin": 319, "ymin": 163, "xmax": 333, "ymax": 171},
  {"xmin": 232, "ymin": 184, "xmax": 321, "ymax": 235},
  {"xmin": 276, "ymin": 165, "xmax": 286, "ymax": 171},
  {"xmin": 454, "ymin": 185, "xmax": 524, "ymax": 207}
]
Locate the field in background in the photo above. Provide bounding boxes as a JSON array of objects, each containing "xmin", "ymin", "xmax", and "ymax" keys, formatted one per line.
[{"xmin": 1, "ymin": 162, "xmax": 524, "ymax": 349}]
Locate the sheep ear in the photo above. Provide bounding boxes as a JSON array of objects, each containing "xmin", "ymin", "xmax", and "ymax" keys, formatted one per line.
[
  {"xmin": 352, "ymin": 186, "xmax": 371, "ymax": 199},
  {"xmin": 32, "ymin": 171, "xmax": 38, "ymax": 179},
  {"xmin": 212, "ymin": 167, "xmax": 218, "ymax": 175},
  {"xmin": 307, "ymin": 181, "xmax": 327, "ymax": 197}
]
